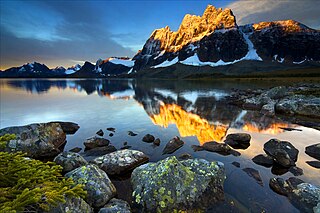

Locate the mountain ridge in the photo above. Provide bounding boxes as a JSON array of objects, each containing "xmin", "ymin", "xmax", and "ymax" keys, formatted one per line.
[{"xmin": 1, "ymin": 4, "xmax": 319, "ymax": 78}]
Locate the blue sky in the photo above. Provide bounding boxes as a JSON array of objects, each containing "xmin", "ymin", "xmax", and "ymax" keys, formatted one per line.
[{"xmin": 1, "ymin": 0, "xmax": 319, "ymax": 69}]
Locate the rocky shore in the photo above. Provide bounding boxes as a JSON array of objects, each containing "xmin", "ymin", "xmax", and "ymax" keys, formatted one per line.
[{"xmin": 1, "ymin": 119, "xmax": 319, "ymax": 212}]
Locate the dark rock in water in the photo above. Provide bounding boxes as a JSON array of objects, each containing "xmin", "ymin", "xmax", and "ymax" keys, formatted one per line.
[
  {"xmin": 269, "ymin": 177, "xmax": 288, "ymax": 196},
  {"xmin": 84, "ymin": 136, "xmax": 110, "ymax": 150},
  {"xmin": 96, "ymin": 129, "xmax": 104, "ymax": 136},
  {"xmin": 120, "ymin": 145, "xmax": 132, "ymax": 150},
  {"xmin": 65, "ymin": 164, "xmax": 116, "ymax": 208},
  {"xmin": 54, "ymin": 151, "xmax": 88, "ymax": 173},
  {"xmin": 123, "ymin": 142, "xmax": 128, "ymax": 146},
  {"xmin": 109, "ymin": 133, "xmax": 114, "ymax": 137},
  {"xmin": 69, "ymin": 147, "xmax": 82, "ymax": 153},
  {"xmin": 47, "ymin": 197, "xmax": 93, "ymax": 213},
  {"xmin": 242, "ymin": 168, "xmax": 263, "ymax": 186},
  {"xmin": 92, "ymin": 149, "xmax": 149, "ymax": 176},
  {"xmin": 191, "ymin": 145, "xmax": 204, "ymax": 152},
  {"xmin": 131, "ymin": 156, "xmax": 225, "ymax": 212},
  {"xmin": 232, "ymin": 161, "xmax": 240, "ymax": 168},
  {"xmin": 271, "ymin": 164, "xmax": 290, "ymax": 176},
  {"xmin": 153, "ymin": 138, "xmax": 161, "ymax": 146},
  {"xmin": 295, "ymin": 121, "xmax": 320, "ymax": 131},
  {"xmin": 264, "ymin": 139, "xmax": 299, "ymax": 165},
  {"xmin": 49, "ymin": 121, "xmax": 80, "ymax": 134},
  {"xmin": 142, "ymin": 134, "xmax": 155, "ymax": 143},
  {"xmin": 178, "ymin": 153, "xmax": 192, "ymax": 160},
  {"xmin": 106, "ymin": 127, "xmax": 116, "ymax": 132},
  {"xmin": 201, "ymin": 141, "xmax": 241, "ymax": 156},
  {"xmin": 279, "ymin": 127, "xmax": 302, "ymax": 132},
  {"xmin": 306, "ymin": 161, "xmax": 320, "ymax": 169},
  {"xmin": 252, "ymin": 154, "xmax": 274, "ymax": 167},
  {"xmin": 305, "ymin": 143, "xmax": 320, "ymax": 161},
  {"xmin": 82, "ymin": 145, "xmax": 117, "ymax": 157},
  {"xmin": 98, "ymin": 198, "xmax": 131, "ymax": 213},
  {"xmin": 162, "ymin": 136, "xmax": 184, "ymax": 154},
  {"xmin": 269, "ymin": 177, "xmax": 305, "ymax": 197},
  {"xmin": 0, "ymin": 122, "xmax": 66, "ymax": 159},
  {"xmin": 128, "ymin": 131, "xmax": 137, "ymax": 136},
  {"xmin": 224, "ymin": 133, "xmax": 251, "ymax": 149},
  {"xmin": 273, "ymin": 149, "xmax": 295, "ymax": 167},
  {"xmin": 288, "ymin": 183, "xmax": 320, "ymax": 213},
  {"xmin": 289, "ymin": 166, "xmax": 304, "ymax": 176}
]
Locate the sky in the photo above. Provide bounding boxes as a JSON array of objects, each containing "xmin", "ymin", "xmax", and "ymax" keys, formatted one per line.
[{"xmin": 0, "ymin": 0, "xmax": 319, "ymax": 70}]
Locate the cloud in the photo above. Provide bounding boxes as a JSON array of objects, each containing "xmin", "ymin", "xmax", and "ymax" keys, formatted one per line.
[
  {"xmin": 0, "ymin": 1, "xmax": 135, "ymax": 69},
  {"xmin": 228, "ymin": 0, "xmax": 320, "ymax": 29}
]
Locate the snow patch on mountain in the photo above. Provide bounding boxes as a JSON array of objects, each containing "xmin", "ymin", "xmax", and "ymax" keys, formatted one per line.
[
  {"xmin": 239, "ymin": 28, "xmax": 263, "ymax": 61},
  {"xmin": 108, "ymin": 58, "xmax": 135, "ymax": 67},
  {"xmin": 153, "ymin": 57, "xmax": 179, "ymax": 68}
]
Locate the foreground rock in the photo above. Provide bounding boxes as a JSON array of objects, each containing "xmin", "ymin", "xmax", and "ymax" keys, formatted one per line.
[
  {"xmin": 48, "ymin": 197, "xmax": 93, "ymax": 213},
  {"xmin": 305, "ymin": 143, "xmax": 320, "ymax": 161},
  {"xmin": 0, "ymin": 122, "xmax": 66, "ymax": 159},
  {"xmin": 224, "ymin": 133, "xmax": 251, "ymax": 149},
  {"xmin": 306, "ymin": 161, "xmax": 320, "ymax": 169},
  {"xmin": 84, "ymin": 136, "xmax": 110, "ymax": 150},
  {"xmin": 269, "ymin": 177, "xmax": 320, "ymax": 212},
  {"xmin": 54, "ymin": 151, "xmax": 88, "ymax": 173},
  {"xmin": 92, "ymin": 149, "xmax": 149, "ymax": 176},
  {"xmin": 98, "ymin": 198, "xmax": 131, "ymax": 213},
  {"xmin": 83, "ymin": 145, "xmax": 117, "ymax": 157},
  {"xmin": 65, "ymin": 164, "xmax": 116, "ymax": 208},
  {"xmin": 131, "ymin": 156, "xmax": 225, "ymax": 212},
  {"xmin": 162, "ymin": 136, "xmax": 184, "ymax": 154},
  {"xmin": 264, "ymin": 139, "xmax": 299, "ymax": 167},
  {"xmin": 49, "ymin": 121, "xmax": 80, "ymax": 134}
]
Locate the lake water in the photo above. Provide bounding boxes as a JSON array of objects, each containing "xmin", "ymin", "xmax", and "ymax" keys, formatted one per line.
[{"xmin": 1, "ymin": 78, "xmax": 319, "ymax": 212}]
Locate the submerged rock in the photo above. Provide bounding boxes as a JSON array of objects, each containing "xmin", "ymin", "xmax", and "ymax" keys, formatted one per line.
[
  {"xmin": 47, "ymin": 197, "xmax": 93, "ymax": 213},
  {"xmin": 252, "ymin": 154, "xmax": 274, "ymax": 167},
  {"xmin": 128, "ymin": 131, "xmax": 137, "ymax": 136},
  {"xmin": 153, "ymin": 138, "xmax": 161, "ymax": 146},
  {"xmin": 84, "ymin": 136, "xmax": 110, "ymax": 150},
  {"xmin": 162, "ymin": 136, "xmax": 184, "ymax": 154},
  {"xmin": 142, "ymin": 134, "xmax": 155, "ymax": 143},
  {"xmin": 0, "ymin": 122, "xmax": 66, "ymax": 159},
  {"xmin": 82, "ymin": 145, "xmax": 117, "ymax": 157},
  {"xmin": 54, "ymin": 151, "xmax": 88, "ymax": 173},
  {"xmin": 178, "ymin": 153, "xmax": 192, "ymax": 160},
  {"xmin": 69, "ymin": 147, "xmax": 82, "ymax": 153},
  {"xmin": 231, "ymin": 161, "xmax": 240, "ymax": 168},
  {"xmin": 92, "ymin": 149, "xmax": 149, "ymax": 176},
  {"xmin": 264, "ymin": 139, "xmax": 299, "ymax": 167},
  {"xmin": 65, "ymin": 164, "xmax": 116, "ymax": 208},
  {"xmin": 96, "ymin": 129, "xmax": 104, "ymax": 136},
  {"xmin": 131, "ymin": 156, "xmax": 225, "ymax": 212},
  {"xmin": 305, "ymin": 143, "xmax": 320, "ymax": 161},
  {"xmin": 242, "ymin": 168, "xmax": 263, "ymax": 186},
  {"xmin": 98, "ymin": 198, "xmax": 131, "ymax": 213},
  {"xmin": 306, "ymin": 161, "xmax": 320, "ymax": 169}
]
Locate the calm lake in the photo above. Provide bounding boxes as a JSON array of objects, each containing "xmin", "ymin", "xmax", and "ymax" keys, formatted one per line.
[{"xmin": 1, "ymin": 78, "xmax": 319, "ymax": 212}]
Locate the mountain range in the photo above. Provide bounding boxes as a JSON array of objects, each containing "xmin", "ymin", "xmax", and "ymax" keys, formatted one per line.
[{"xmin": 1, "ymin": 5, "xmax": 319, "ymax": 78}]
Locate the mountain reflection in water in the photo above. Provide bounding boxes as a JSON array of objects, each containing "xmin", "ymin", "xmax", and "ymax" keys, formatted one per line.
[{"xmin": 2, "ymin": 78, "xmax": 320, "ymax": 212}]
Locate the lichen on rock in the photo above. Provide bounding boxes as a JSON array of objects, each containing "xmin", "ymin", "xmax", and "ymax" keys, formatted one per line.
[{"xmin": 131, "ymin": 156, "xmax": 225, "ymax": 212}]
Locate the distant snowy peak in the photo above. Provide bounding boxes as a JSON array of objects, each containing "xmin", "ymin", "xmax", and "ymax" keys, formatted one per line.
[{"xmin": 65, "ymin": 64, "xmax": 81, "ymax": 75}]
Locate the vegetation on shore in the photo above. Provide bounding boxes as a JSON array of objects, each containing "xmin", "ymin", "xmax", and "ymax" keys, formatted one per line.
[{"xmin": 0, "ymin": 135, "xmax": 86, "ymax": 213}]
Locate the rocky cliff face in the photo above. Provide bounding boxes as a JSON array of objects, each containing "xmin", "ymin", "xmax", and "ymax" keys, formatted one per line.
[{"xmin": 133, "ymin": 5, "xmax": 320, "ymax": 72}]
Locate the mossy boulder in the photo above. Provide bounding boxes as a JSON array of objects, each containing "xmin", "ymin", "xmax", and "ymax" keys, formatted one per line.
[
  {"xmin": 47, "ymin": 197, "xmax": 93, "ymax": 213},
  {"xmin": 65, "ymin": 164, "xmax": 116, "ymax": 208},
  {"xmin": 98, "ymin": 198, "xmax": 131, "ymax": 213},
  {"xmin": 131, "ymin": 156, "xmax": 225, "ymax": 212},
  {"xmin": 91, "ymin": 149, "xmax": 149, "ymax": 176},
  {"xmin": 0, "ymin": 123, "xmax": 66, "ymax": 159},
  {"xmin": 54, "ymin": 151, "xmax": 88, "ymax": 173}
]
